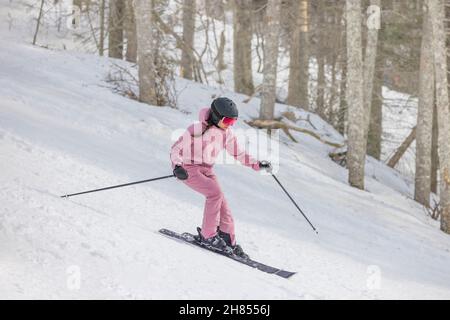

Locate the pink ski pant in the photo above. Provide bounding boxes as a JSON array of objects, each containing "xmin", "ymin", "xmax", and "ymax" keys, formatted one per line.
[{"xmin": 182, "ymin": 165, "xmax": 236, "ymax": 245}]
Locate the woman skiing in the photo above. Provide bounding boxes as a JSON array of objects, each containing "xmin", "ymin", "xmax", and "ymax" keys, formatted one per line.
[{"xmin": 170, "ymin": 97, "xmax": 271, "ymax": 258}]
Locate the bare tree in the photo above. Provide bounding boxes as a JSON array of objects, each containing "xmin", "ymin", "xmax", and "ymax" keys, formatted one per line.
[
  {"xmin": 286, "ymin": 0, "xmax": 309, "ymax": 109},
  {"xmin": 345, "ymin": 0, "xmax": 365, "ymax": 189},
  {"xmin": 134, "ymin": 0, "xmax": 157, "ymax": 105},
  {"xmin": 99, "ymin": 0, "xmax": 105, "ymax": 56},
  {"xmin": 315, "ymin": 0, "xmax": 326, "ymax": 118},
  {"xmin": 125, "ymin": 0, "xmax": 137, "ymax": 63},
  {"xmin": 109, "ymin": 0, "xmax": 125, "ymax": 59},
  {"xmin": 367, "ymin": 41, "xmax": 383, "ymax": 160},
  {"xmin": 362, "ymin": 0, "xmax": 380, "ymax": 152},
  {"xmin": 32, "ymin": 0, "xmax": 45, "ymax": 46},
  {"xmin": 204, "ymin": 0, "xmax": 224, "ymax": 19},
  {"xmin": 431, "ymin": 102, "xmax": 439, "ymax": 194},
  {"xmin": 337, "ymin": 39, "xmax": 347, "ymax": 136},
  {"xmin": 181, "ymin": 0, "xmax": 196, "ymax": 80},
  {"xmin": 415, "ymin": 6, "xmax": 434, "ymax": 207},
  {"xmin": 428, "ymin": 0, "xmax": 450, "ymax": 233},
  {"xmin": 259, "ymin": 0, "xmax": 282, "ymax": 121},
  {"xmin": 325, "ymin": 2, "xmax": 345, "ymax": 126},
  {"xmin": 233, "ymin": 0, "xmax": 254, "ymax": 95}
]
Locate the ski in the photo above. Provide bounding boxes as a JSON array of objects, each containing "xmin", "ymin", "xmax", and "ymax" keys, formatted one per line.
[{"xmin": 159, "ymin": 228, "xmax": 296, "ymax": 279}]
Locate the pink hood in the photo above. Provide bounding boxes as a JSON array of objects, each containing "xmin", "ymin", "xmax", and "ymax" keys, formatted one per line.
[{"xmin": 198, "ymin": 107, "xmax": 211, "ymax": 125}]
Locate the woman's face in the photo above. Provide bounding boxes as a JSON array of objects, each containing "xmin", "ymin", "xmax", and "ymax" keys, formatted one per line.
[{"xmin": 217, "ymin": 119, "xmax": 229, "ymax": 130}]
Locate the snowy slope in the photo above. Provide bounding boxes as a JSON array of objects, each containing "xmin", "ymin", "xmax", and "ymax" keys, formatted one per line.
[
  {"xmin": 2, "ymin": 40, "xmax": 450, "ymax": 300},
  {"xmin": 2, "ymin": 0, "xmax": 450, "ymax": 298}
]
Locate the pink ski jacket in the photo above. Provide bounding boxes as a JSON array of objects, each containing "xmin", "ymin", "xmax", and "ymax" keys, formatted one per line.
[{"xmin": 170, "ymin": 107, "xmax": 260, "ymax": 171}]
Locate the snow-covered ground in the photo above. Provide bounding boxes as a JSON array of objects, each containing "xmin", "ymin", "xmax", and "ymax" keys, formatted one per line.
[{"xmin": 2, "ymin": 0, "xmax": 450, "ymax": 300}]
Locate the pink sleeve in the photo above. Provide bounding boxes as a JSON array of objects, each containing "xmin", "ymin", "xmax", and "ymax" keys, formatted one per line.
[
  {"xmin": 170, "ymin": 134, "xmax": 184, "ymax": 169},
  {"xmin": 225, "ymin": 131, "xmax": 260, "ymax": 171},
  {"xmin": 170, "ymin": 124, "xmax": 197, "ymax": 168}
]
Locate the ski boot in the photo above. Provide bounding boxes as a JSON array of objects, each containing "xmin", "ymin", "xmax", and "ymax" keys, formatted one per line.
[
  {"xmin": 218, "ymin": 229, "xmax": 250, "ymax": 260},
  {"xmin": 195, "ymin": 227, "xmax": 232, "ymax": 254}
]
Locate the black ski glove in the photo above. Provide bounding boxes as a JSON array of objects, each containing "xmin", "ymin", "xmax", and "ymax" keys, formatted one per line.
[
  {"xmin": 173, "ymin": 165, "xmax": 189, "ymax": 180},
  {"xmin": 259, "ymin": 160, "xmax": 272, "ymax": 172}
]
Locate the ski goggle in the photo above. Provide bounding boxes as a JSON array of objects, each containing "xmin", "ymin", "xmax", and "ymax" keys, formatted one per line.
[{"xmin": 222, "ymin": 117, "xmax": 237, "ymax": 126}]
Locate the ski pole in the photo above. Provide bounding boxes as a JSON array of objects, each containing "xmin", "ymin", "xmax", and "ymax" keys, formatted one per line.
[
  {"xmin": 271, "ymin": 173, "xmax": 318, "ymax": 234},
  {"xmin": 61, "ymin": 174, "xmax": 175, "ymax": 198}
]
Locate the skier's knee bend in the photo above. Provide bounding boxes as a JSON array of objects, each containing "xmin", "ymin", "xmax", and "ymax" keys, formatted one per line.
[{"xmin": 206, "ymin": 190, "xmax": 223, "ymax": 201}]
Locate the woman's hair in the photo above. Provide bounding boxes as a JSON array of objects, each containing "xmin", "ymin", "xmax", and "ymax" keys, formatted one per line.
[
  {"xmin": 206, "ymin": 109, "xmax": 220, "ymax": 128},
  {"xmin": 206, "ymin": 112, "xmax": 213, "ymax": 125}
]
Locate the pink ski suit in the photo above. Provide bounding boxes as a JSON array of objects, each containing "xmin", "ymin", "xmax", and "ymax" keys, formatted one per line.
[{"xmin": 170, "ymin": 107, "xmax": 260, "ymax": 245}]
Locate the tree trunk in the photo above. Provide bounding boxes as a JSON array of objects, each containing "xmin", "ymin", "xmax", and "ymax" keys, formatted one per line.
[
  {"xmin": 415, "ymin": 7, "xmax": 435, "ymax": 207},
  {"xmin": 431, "ymin": 102, "xmax": 439, "ymax": 194},
  {"xmin": 316, "ymin": 54, "xmax": 326, "ymax": 118},
  {"xmin": 327, "ymin": 3, "xmax": 344, "ymax": 125},
  {"xmin": 346, "ymin": 0, "xmax": 366, "ymax": 189},
  {"xmin": 335, "ymin": 0, "xmax": 347, "ymax": 135},
  {"xmin": 287, "ymin": 0, "xmax": 309, "ymax": 109},
  {"xmin": 99, "ymin": 0, "xmax": 105, "ymax": 56},
  {"xmin": 367, "ymin": 44, "xmax": 383, "ymax": 160},
  {"xmin": 134, "ymin": 0, "xmax": 158, "ymax": 105},
  {"xmin": 216, "ymin": 30, "xmax": 226, "ymax": 74},
  {"xmin": 233, "ymin": 0, "xmax": 254, "ymax": 95},
  {"xmin": 181, "ymin": 0, "xmax": 196, "ymax": 80},
  {"xmin": 32, "ymin": 0, "xmax": 45, "ymax": 46},
  {"xmin": 337, "ymin": 47, "xmax": 347, "ymax": 135},
  {"xmin": 125, "ymin": 0, "xmax": 137, "ymax": 63},
  {"xmin": 204, "ymin": 0, "xmax": 224, "ymax": 19},
  {"xmin": 327, "ymin": 55, "xmax": 339, "ymax": 124},
  {"xmin": 108, "ymin": 0, "xmax": 125, "ymax": 59},
  {"xmin": 362, "ymin": 0, "xmax": 380, "ymax": 155},
  {"xmin": 315, "ymin": 0, "xmax": 326, "ymax": 118},
  {"xmin": 428, "ymin": 0, "xmax": 450, "ymax": 233},
  {"xmin": 259, "ymin": 0, "xmax": 282, "ymax": 120}
]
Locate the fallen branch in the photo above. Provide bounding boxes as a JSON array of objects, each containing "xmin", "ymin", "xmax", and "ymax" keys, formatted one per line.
[
  {"xmin": 387, "ymin": 126, "xmax": 416, "ymax": 168},
  {"xmin": 329, "ymin": 148, "xmax": 347, "ymax": 167},
  {"xmin": 426, "ymin": 199, "xmax": 441, "ymax": 220},
  {"xmin": 281, "ymin": 111, "xmax": 317, "ymax": 130},
  {"xmin": 242, "ymin": 85, "xmax": 262, "ymax": 104},
  {"xmin": 245, "ymin": 119, "xmax": 344, "ymax": 148}
]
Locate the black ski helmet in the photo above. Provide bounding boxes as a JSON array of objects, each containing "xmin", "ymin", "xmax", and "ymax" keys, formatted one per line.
[{"xmin": 209, "ymin": 97, "xmax": 238, "ymax": 126}]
